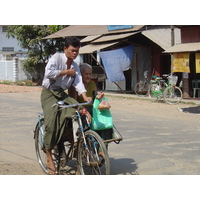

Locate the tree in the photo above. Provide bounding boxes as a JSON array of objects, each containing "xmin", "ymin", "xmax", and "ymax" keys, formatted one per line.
[{"xmin": 7, "ymin": 25, "xmax": 68, "ymax": 78}]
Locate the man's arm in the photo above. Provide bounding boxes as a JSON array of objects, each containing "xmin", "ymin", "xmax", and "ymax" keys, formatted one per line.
[{"xmin": 58, "ymin": 69, "xmax": 75, "ymax": 77}]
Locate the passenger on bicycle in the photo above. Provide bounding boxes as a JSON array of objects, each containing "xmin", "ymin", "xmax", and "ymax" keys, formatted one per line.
[
  {"xmin": 69, "ymin": 63, "xmax": 113, "ymax": 147},
  {"xmin": 41, "ymin": 37, "xmax": 92, "ymax": 175},
  {"xmin": 69, "ymin": 63, "xmax": 104, "ymax": 110}
]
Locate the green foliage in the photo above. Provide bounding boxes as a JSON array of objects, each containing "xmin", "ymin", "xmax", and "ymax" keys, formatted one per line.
[
  {"xmin": 15, "ymin": 80, "xmax": 36, "ymax": 86},
  {"xmin": 0, "ymin": 80, "xmax": 36, "ymax": 86},
  {"xmin": 6, "ymin": 25, "xmax": 68, "ymax": 74},
  {"xmin": 0, "ymin": 80, "xmax": 14, "ymax": 85}
]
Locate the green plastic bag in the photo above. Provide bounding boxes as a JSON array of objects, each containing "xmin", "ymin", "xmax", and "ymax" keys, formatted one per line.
[{"xmin": 91, "ymin": 97, "xmax": 113, "ymax": 131}]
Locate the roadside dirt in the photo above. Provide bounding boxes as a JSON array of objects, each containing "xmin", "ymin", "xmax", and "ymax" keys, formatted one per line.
[{"xmin": 0, "ymin": 84, "xmax": 42, "ymax": 93}]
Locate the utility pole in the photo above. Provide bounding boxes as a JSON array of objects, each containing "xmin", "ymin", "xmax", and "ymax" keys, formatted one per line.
[
  {"xmin": 171, "ymin": 25, "xmax": 175, "ymax": 75},
  {"xmin": 171, "ymin": 25, "xmax": 175, "ymax": 46}
]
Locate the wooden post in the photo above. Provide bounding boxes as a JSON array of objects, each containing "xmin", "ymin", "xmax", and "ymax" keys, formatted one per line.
[
  {"xmin": 171, "ymin": 25, "xmax": 175, "ymax": 46},
  {"xmin": 182, "ymin": 72, "xmax": 190, "ymax": 98},
  {"xmin": 170, "ymin": 25, "xmax": 175, "ymax": 75},
  {"xmin": 90, "ymin": 54, "xmax": 105, "ymax": 72}
]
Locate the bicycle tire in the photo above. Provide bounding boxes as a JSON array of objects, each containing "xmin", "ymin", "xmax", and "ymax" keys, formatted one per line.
[
  {"xmin": 134, "ymin": 81, "xmax": 150, "ymax": 97},
  {"xmin": 77, "ymin": 130, "xmax": 110, "ymax": 175},
  {"xmin": 34, "ymin": 118, "xmax": 61, "ymax": 174},
  {"xmin": 164, "ymin": 86, "xmax": 182, "ymax": 105},
  {"xmin": 148, "ymin": 84, "xmax": 159, "ymax": 102}
]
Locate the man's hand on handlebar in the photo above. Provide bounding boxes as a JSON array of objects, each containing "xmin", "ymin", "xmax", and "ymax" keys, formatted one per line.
[{"xmin": 83, "ymin": 96, "xmax": 93, "ymax": 103}]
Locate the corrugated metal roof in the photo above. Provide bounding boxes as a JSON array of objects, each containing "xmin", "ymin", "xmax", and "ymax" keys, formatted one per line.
[
  {"xmin": 164, "ymin": 42, "xmax": 200, "ymax": 53},
  {"xmin": 80, "ymin": 35, "xmax": 101, "ymax": 43},
  {"xmin": 91, "ymin": 32, "xmax": 138, "ymax": 43},
  {"xmin": 43, "ymin": 25, "xmax": 145, "ymax": 39},
  {"xmin": 142, "ymin": 28, "xmax": 181, "ymax": 50},
  {"xmin": 79, "ymin": 42, "xmax": 118, "ymax": 54}
]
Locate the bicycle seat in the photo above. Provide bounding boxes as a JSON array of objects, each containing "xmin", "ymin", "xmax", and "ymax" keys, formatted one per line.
[
  {"xmin": 150, "ymin": 80, "xmax": 157, "ymax": 84},
  {"xmin": 162, "ymin": 74, "xmax": 169, "ymax": 77},
  {"xmin": 155, "ymin": 77, "xmax": 162, "ymax": 80}
]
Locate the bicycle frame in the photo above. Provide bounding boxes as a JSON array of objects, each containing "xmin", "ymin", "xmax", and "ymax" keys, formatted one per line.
[
  {"xmin": 151, "ymin": 80, "xmax": 167, "ymax": 98},
  {"xmin": 149, "ymin": 74, "xmax": 182, "ymax": 104},
  {"xmin": 34, "ymin": 99, "xmax": 113, "ymax": 175},
  {"xmin": 134, "ymin": 71, "xmax": 151, "ymax": 97},
  {"xmin": 53, "ymin": 101, "xmax": 91, "ymax": 138},
  {"xmin": 36, "ymin": 112, "xmax": 45, "ymax": 149},
  {"xmin": 35, "ymin": 101, "xmax": 92, "ymax": 150}
]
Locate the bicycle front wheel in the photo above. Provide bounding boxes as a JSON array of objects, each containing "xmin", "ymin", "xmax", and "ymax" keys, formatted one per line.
[
  {"xmin": 34, "ymin": 118, "xmax": 48, "ymax": 174},
  {"xmin": 77, "ymin": 130, "xmax": 110, "ymax": 175},
  {"xmin": 134, "ymin": 81, "xmax": 149, "ymax": 97},
  {"xmin": 164, "ymin": 86, "xmax": 182, "ymax": 104}
]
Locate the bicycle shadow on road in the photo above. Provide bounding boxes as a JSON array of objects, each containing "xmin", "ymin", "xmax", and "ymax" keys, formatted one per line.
[
  {"xmin": 60, "ymin": 158, "xmax": 139, "ymax": 175},
  {"xmin": 110, "ymin": 157, "xmax": 139, "ymax": 175},
  {"xmin": 60, "ymin": 160, "xmax": 77, "ymax": 175},
  {"xmin": 178, "ymin": 106, "xmax": 200, "ymax": 115}
]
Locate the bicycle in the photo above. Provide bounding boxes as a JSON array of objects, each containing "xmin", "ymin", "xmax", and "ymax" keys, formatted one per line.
[
  {"xmin": 34, "ymin": 101, "xmax": 111, "ymax": 175},
  {"xmin": 148, "ymin": 74, "xmax": 183, "ymax": 104},
  {"xmin": 134, "ymin": 71, "xmax": 151, "ymax": 97}
]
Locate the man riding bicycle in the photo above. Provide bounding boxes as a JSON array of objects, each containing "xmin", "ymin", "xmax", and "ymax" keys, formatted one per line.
[{"xmin": 41, "ymin": 37, "xmax": 92, "ymax": 174}]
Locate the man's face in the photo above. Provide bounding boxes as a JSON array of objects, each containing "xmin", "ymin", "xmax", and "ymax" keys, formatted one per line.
[{"xmin": 64, "ymin": 45, "xmax": 80, "ymax": 60}]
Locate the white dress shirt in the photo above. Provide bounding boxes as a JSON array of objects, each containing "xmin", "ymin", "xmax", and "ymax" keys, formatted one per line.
[{"xmin": 42, "ymin": 53, "xmax": 86, "ymax": 95}]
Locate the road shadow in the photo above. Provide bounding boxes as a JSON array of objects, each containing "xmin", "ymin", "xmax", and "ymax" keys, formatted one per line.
[
  {"xmin": 60, "ymin": 158, "xmax": 139, "ymax": 175},
  {"xmin": 150, "ymin": 100, "xmax": 166, "ymax": 104},
  {"xmin": 60, "ymin": 160, "xmax": 77, "ymax": 175},
  {"xmin": 110, "ymin": 157, "xmax": 139, "ymax": 175},
  {"xmin": 178, "ymin": 106, "xmax": 200, "ymax": 115}
]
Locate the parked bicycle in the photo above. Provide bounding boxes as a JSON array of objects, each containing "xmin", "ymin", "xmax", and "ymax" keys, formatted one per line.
[
  {"xmin": 34, "ymin": 101, "xmax": 111, "ymax": 175},
  {"xmin": 148, "ymin": 74, "xmax": 182, "ymax": 104},
  {"xmin": 134, "ymin": 71, "xmax": 151, "ymax": 97}
]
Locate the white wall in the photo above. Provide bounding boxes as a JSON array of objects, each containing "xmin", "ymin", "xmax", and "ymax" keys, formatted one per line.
[
  {"xmin": 105, "ymin": 79, "xmax": 125, "ymax": 91},
  {"xmin": 0, "ymin": 58, "xmax": 29, "ymax": 81}
]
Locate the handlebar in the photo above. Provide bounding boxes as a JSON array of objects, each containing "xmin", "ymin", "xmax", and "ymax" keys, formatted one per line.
[
  {"xmin": 152, "ymin": 74, "xmax": 171, "ymax": 80},
  {"xmin": 52, "ymin": 101, "xmax": 93, "ymax": 109}
]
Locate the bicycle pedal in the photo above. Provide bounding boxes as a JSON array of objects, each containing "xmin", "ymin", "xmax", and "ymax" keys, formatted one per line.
[
  {"xmin": 83, "ymin": 126, "xmax": 90, "ymax": 131},
  {"xmin": 60, "ymin": 151, "xmax": 67, "ymax": 167},
  {"xmin": 60, "ymin": 158, "xmax": 67, "ymax": 167}
]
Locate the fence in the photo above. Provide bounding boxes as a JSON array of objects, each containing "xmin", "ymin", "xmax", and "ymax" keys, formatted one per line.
[{"xmin": 0, "ymin": 58, "xmax": 29, "ymax": 82}]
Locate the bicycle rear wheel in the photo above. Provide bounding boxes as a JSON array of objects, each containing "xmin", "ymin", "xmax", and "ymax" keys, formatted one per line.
[
  {"xmin": 134, "ymin": 81, "xmax": 149, "ymax": 97},
  {"xmin": 77, "ymin": 130, "xmax": 110, "ymax": 175},
  {"xmin": 34, "ymin": 118, "xmax": 60, "ymax": 174},
  {"xmin": 164, "ymin": 86, "xmax": 182, "ymax": 104}
]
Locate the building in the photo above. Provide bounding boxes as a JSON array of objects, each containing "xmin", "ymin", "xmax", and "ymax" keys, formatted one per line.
[
  {"xmin": 0, "ymin": 25, "xmax": 28, "ymax": 81},
  {"xmin": 44, "ymin": 25, "xmax": 180, "ymax": 92},
  {"xmin": 0, "ymin": 25, "xmax": 27, "ymax": 59},
  {"xmin": 165, "ymin": 25, "xmax": 200, "ymax": 98}
]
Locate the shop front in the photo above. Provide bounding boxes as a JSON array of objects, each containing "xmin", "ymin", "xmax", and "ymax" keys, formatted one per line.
[{"xmin": 165, "ymin": 42, "xmax": 200, "ymax": 98}]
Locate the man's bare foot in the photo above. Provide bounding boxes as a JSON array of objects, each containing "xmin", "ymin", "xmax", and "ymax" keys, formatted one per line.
[
  {"xmin": 46, "ymin": 149, "xmax": 58, "ymax": 175},
  {"xmin": 98, "ymin": 151, "xmax": 104, "ymax": 158},
  {"xmin": 47, "ymin": 160, "xmax": 57, "ymax": 175}
]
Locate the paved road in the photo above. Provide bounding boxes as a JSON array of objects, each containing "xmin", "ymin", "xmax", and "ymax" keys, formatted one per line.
[
  {"xmin": 108, "ymin": 94, "xmax": 200, "ymax": 175},
  {"xmin": 0, "ymin": 92, "xmax": 42, "ymax": 174},
  {"xmin": 1, "ymin": 90, "xmax": 200, "ymax": 175}
]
